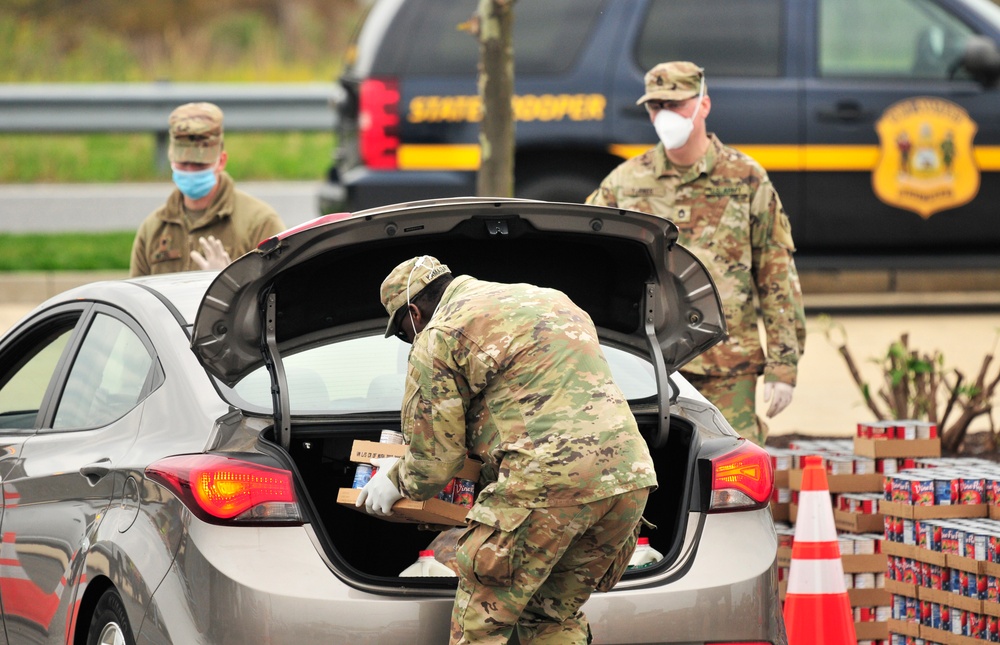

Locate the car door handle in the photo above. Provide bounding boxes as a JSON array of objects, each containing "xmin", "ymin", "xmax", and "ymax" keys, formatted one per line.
[
  {"xmin": 816, "ymin": 101, "xmax": 872, "ymax": 123},
  {"xmin": 80, "ymin": 459, "xmax": 112, "ymax": 485}
]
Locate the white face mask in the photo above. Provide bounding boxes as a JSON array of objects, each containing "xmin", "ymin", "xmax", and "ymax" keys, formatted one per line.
[{"xmin": 653, "ymin": 79, "xmax": 705, "ymax": 150}]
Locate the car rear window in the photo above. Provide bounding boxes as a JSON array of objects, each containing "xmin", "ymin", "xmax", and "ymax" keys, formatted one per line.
[
  {"xmin": 229, "ymin": 333, "xmax": 655, "ymax": 415},
  {"xmin": 635, "ymin": 0, "xmax": 784, "ymax": 77},
  {"xmin": 373, "ymin": 0, "xmax": 605, "ymax": 76}
]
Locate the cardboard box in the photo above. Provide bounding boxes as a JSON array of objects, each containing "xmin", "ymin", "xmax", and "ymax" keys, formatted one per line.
[
  {"xmin": 773, "ymin": 469, "xmax": 789, "ymax": 489},
  {"xmin": 886, "ymin": 618, "xmax": 920, "ymax": 638},
  {"xmin": 848, "ymin": 587, "xmax": 891, "ymax": 607},
  {"xmin": 921, "ymin": 625, "xmax": 954, "ymax": 645},
  {"xmin": 880, "ymin": 500, "xmax": 987, "ymax": 520},
  {"xmin": 834, "ymin": 508, "xmax": 885, "ymax": 533},
  {"xmin": 882, "ymin": 540, "xmax": 947, "ymax": 566},
  {"xmin": 336, "ymin": 488, "xmax": 471, "ymax": 526},
  {"xmin": 842, "ymin": 552, "xmax": 887, "ymax": 574},
  {"xmin": 946, "ymin": 553, "xmax": 988, "ymax": 575},
  {"xmin": 885, "ymin": 578, "xmax": 918, "ymax": 598},
  {"xmin": 921, "ymin": 586, "xmax": 983, "ymax": 614},
  {"xmin": 990, "ymin": 505, "xmax": 1000, "ymax": 521},
  {"xmin": 777, "ymin": 546, "xmax": 791, "ymax": 569},
  {"xmin": 770, "ymin": 501, "xmax": 790, "ymax": 523},
  {"xmin": 788, "ymin": 469, "xmax": 883, "ymax": 493},
  {"xmin": 853, "ymin": 436, "xmax": 941, "ymax": 458},
  {"xmin": 854, "ymin": 621, "xmax": 888, "ymax": 641},
  {"xmin": 350, "ymin": 440, "xmax": 482, "ymax": 482}
]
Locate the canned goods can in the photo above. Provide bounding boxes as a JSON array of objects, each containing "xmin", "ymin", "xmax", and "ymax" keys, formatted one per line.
[
  {"xmin": 352, "ymin": 464, "xmax": 374, "ymax": 488},
  {"xmin": 437, "ymin": 478, "xmax": 456, "ymax": 503},
  {"xmin": 379, "ymin": 429, "xmax": 405, "ymax": 444},
  {"xmin": 454, "ymin": 478, "xmax": 475, "ymax": 508}
]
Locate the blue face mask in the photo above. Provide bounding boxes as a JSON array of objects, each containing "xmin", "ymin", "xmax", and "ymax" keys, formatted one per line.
[{"xmin": 172, "ymin": 167, "xmax": 218, "ymax": 200}]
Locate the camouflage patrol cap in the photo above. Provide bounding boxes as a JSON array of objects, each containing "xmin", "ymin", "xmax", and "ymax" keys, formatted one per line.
[
  {"xmin": 380, "ymin": 255, "xmax": 452, "ymax": 337},
  {"xmin": 168, "ymin": 102, "xmax": 224, "ymax": 164},
  {"xmin": 636, "ymin": 61, "xmax": 706, "ymax": 105}
]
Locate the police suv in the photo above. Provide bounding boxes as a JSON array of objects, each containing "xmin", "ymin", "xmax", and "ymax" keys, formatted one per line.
[{"xmin": 320, "ymin": 0, "xmax": 1000, "ymax": 265}]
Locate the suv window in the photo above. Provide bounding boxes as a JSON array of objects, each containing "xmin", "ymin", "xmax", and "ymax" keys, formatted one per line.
[
  {"xmin": 819, "ymin": 0, "xmax": 976, "ymax": 79},
  {"xmin": 636, "ymin": 0, "xmax": 783, "ymax": 77},
  {"xmin": 378, "ymin": 0, "xmax": 605, "ymax": 76}
]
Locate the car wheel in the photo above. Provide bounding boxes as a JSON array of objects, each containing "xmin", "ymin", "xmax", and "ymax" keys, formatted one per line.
[
  {"xmin": 87, "ymin": 589, "xmax": 136, "ymax": 645},
  {"xmin": 517, "ymin": 172, "xmax": 604, "ymax": 204}
]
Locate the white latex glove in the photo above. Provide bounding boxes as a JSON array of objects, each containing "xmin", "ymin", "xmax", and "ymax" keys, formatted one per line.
[
  {"xmin": 355, "ymin": 457, "xmax": 402, "ymax": 516},
  {"xmin": 763, "ymin": 382, "xmax": 794, "ymax": 418},
  {"xmin": 190, "ymin": 235, "xmax": 232, "ymax": 271}
]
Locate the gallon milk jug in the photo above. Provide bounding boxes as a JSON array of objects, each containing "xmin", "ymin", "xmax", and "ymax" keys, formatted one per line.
[
  {"xmin": 399, "ymin": 550, "xmax": 456, "ymax": 577},
  {"xmin": 627, "ymin": 538, "xmax": 663, "ymax": 570}
]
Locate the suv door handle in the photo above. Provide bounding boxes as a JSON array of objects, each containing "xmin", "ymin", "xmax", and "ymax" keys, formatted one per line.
[
  {"xmin": 80, "ymin": 459, "xmax": 112, "ymax": 485},
  {"xmin": 816, "ymin": 101, "xmax": 872, "ymax": 123}
]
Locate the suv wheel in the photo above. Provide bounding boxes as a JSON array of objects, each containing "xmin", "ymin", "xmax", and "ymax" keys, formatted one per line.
[{"xmin": 87, "ymin": 589, "xmax": 136, "ymax": 645}]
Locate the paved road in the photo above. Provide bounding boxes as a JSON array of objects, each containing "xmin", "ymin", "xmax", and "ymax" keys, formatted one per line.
[{"xmin": 0, "ymin": 181, "xmax": 325, "ymax": 232}]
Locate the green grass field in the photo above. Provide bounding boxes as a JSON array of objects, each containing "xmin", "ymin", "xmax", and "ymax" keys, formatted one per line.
[{"xmin": 0, "ymin": 232, "xmax": 134, "ymax": 272}]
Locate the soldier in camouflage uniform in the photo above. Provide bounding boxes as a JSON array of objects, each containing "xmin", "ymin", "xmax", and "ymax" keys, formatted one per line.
[
  {"xmin": 587, "ymin": 61, "xmax": 806, "ymax": 446},
  {"xmin": 129, "ymin": 102, "xmax": 285, "ymax": 276},
  {"xmin": 358, "ymin": 255, "xmax": 657, "ymax": 644}
]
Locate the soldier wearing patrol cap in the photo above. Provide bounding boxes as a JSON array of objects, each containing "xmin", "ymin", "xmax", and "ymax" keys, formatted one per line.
[
  {"xmin": 357, "ymin": 255, "xmax": 657, "ymax": 644},
  {"xmin": 587, "ymin": 61, "xmax": 806, "ymax": 446},
  {"xmin": 129, "ymin": 102, "xmax": 285, "ymax": 276}
]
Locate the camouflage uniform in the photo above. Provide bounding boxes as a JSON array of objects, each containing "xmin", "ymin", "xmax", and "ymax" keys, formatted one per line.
[
  {"xmin": 129, "ymin": 172, "xmax": 285, "ymax": 276},
  {"xmin": 381, "ymin": 263, "xmax": 657, "ymax": 644},
  {"xmin": 129, "ymin": 102, "xmax": 286, "ymax": 276},
  {"xmin": 587, "ymin": 134, "xmax": 805, "ymax": 445}
]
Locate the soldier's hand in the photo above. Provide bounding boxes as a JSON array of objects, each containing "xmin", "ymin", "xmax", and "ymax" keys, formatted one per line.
[
  {"xmin": 763, "ymin": 382, "xmax": 794, "ymax": 418},
  {"xmin": 190, "ymin": 235, "xmax": 232, "ymax": 271},
  {"xmin": 356, "ymin": 457, "xmax": 403, "ymax": 516}
]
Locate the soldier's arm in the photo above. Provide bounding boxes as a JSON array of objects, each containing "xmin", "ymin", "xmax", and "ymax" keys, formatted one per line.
[
  {"xmin": 393, "ymin": 328, "xmax": 494, "ymax": 500},
  {"xmin": 749, "ymin": 180, "xmax": 805, "ymax": 386}
]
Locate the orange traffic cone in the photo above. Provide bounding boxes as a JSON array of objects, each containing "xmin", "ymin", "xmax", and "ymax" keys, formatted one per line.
[{"xmin": 783, "ymin": 455, "xmax": 857, "ymax": 645}]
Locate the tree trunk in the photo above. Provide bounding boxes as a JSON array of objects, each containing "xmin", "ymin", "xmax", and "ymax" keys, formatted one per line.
[{"xmin": 475, "ymin": 0, "xmax": 516, "ymax": 198}]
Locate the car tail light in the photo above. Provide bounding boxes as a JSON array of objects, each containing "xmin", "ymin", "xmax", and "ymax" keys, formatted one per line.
[
  {"xmin": 359, "ymin": 77, "xmax": 400, "ymax": 170},
  {"xmin": 146, "ymin": 454, "xmax": 303, "ymax": 525},
  {"xmin": 708, "ymin": 439, "xmax": 773, "ymax": 513}
]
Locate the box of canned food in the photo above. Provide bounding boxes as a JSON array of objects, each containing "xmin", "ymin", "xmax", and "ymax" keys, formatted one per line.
[
  {"xmin": 349, "ymin": 440, "xmax": 482, "ymax": 481},
  {"xmin": 853, "ymin": 436, "xmax": 941, "ymax": 459}
]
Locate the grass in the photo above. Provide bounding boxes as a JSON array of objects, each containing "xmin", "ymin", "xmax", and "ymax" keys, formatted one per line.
[
  {"xmin": 0, "ymin": 131, "xmax": 334, "ymax": 183},
  {"xmin": 0, "ymin": 232, "xmax": 134, "ymax": 271}
]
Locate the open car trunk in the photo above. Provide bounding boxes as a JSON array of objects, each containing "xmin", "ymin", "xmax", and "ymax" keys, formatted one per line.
[
  {"xmin": 271, "ymin": 408, "xmax": 700, "ymax": 582},
  {"xmin": 192, "ymin": 198, "xmax": 728, "ymax": 587}
]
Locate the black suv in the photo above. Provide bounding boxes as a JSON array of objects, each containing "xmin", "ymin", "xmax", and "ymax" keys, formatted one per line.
[{"xmin": 320, "ymin": 0, "xmax": 1000, "ymax": 266}]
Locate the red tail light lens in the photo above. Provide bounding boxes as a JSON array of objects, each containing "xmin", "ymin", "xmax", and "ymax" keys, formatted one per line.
[
  {"xmin": 146, "ymin": 454, "xmax": 302, "ymax": 525},
  {"xmin": 708, "ymin": 439, "xmax": 773, "ymax": 512},
  {"xmin": 359, "ymin": 77, "xmax": 400, "ymax": 169}
]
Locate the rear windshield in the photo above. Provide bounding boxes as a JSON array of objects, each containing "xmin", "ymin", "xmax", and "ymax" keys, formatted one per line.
[
  {"xmin": 371, "ymin": 0, "xmax": 605, "ymax": 76},
  {"xmin": 227, "ymin": 333, "xmax": 656, "ymax": 415}
]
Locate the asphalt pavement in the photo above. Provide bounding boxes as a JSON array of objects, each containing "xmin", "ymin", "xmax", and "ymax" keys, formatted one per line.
[{"xmin": 0, "ymin": 181, "xmax": 325, "ymax": 232}]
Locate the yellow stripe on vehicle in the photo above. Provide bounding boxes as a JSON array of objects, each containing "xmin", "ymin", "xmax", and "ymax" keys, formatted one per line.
[
  {"xmin": 398, "ymin": 143, "xmax": 1000, "ymax": 172},
  {"xmin": 399, "ymin": 144, "xmax": 481, "ymax": 171}
]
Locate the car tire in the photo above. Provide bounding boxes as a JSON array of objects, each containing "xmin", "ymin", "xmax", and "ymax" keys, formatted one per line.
[
  {"xmin": 87, "ymin": 589, "xmax": 136, "ymax": 645},
  {"xmin": 517, "ymin": 172, "xmax": 604, "ymax": 204}
]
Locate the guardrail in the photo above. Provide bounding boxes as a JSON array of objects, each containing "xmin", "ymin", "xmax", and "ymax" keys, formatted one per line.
[{"xmin": 0, "ymin": 83, "xmax": 339, "ymax": 167}]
